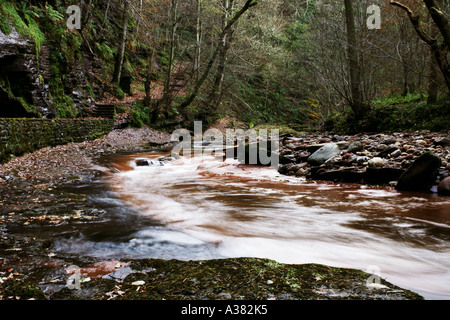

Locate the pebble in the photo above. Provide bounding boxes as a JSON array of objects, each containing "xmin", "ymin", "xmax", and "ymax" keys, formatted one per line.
[{"xmin": 276, "ymin": 132, "xmax": 450, "ymax": 194}]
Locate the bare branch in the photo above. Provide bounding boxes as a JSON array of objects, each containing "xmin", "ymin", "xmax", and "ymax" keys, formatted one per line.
[{"xmin": 390, "ymin": 1, "xmax": 436, "ymax": 46}]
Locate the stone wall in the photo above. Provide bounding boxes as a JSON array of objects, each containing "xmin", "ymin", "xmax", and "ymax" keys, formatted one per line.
[{"xmin": 0, "ymin": 118, "xmax": 114, "ymax": 163}]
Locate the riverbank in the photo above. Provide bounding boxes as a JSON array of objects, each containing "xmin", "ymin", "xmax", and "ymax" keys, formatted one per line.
[
  {"xmin": 2, "ymin": 126, "xmax": 448, "ymax": 300},
  {"xmin": 277, "ymin": 131, "xmax": 450, "ymax": 195}
]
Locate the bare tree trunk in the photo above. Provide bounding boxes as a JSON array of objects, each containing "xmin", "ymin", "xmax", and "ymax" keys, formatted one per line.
[
  {"xmin": 193, "ymin": 0, "xmax": 202, "ymax": 83},
  {"xmin": 161, "ymin": 0, "xmax": 179, "ymax": 107},
  {"xmin": 178, "ymin": 0, "xmax": 258, "ymax": 110},
  {"xmin": 136, "ymin": 0, "xmax": 143, "ymax": 36},
  {"xmin": 83, "ymin": 0, "xmax": 93, "ymax": 26},
  {"xmin": 113, "ymin": 1, "xmax": 129, "ymax": 85},
  {"xmin": 344, "ymin": 0, "xmax": 365, "ymax": 119},
  {"xmin": 208, "ymin": 0, "xmax": 234, "ymax": 108},
  {"xmin": 144, "ymin": 50, "xmax": 155, "ymax": 107},
  {"xmin": 427, "ymin": 26, "xmax": 439, "ymax": 104},
  {"xmin": 102, "ymin": 0, "xmax": 111, "ymax": 28},
  {"xmin": 391, "ymin": 1, "xmax": 450, "ymax": 95}
]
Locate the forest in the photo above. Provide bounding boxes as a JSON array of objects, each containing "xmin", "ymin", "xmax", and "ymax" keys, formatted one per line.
[
  {"xmin": 0, "ymin": 0, "xmax": 449, "ymax": 133},
  {"xmin": 2, "ymin": 0, "xmax": 450, "ymax": 303}
]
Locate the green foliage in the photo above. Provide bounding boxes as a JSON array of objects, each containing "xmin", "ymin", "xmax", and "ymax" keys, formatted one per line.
[
  {"xmin": 56, "ymin": 102, "xmax": 80, "ymax": 118},
  {"xmin": 0, "ymin": 18, "xmax": 11, "ymax": 35},
  {"xmin": 113, "ymin": 85, "xmax": 125, "ymax": 100},
  {"xmin": 283, "ymin": 21, "xmax": 309, "ymax": 51},
  {"xmin": 129, "ymin": 101, "xmax": 152, "ymax": 128},
  {"xmin": 331, "ymin": 94, "xmax": 450, "ymax": 133},
  {"xmin": 95, "ymin": 41, "xmax": 115, "ymax": 61},
  {"xmin": 236, "ymin": 79, "xmax": 310, "ymax": 127},
  {"xmin": 0, "ymin": 0, "xmax": 45, "ymax": 57},
  {"xmin": 45, "ymin": 4, "xmax": 64, "ymax": 22},
  {"xmin": 0, "ymin": 76, "xmax": 37, "ymax": 114}
]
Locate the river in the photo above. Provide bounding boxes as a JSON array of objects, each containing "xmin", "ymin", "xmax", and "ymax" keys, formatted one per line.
[{"xmin": 53, "ymin": 148, "xmax": 450, "ymax": 300}]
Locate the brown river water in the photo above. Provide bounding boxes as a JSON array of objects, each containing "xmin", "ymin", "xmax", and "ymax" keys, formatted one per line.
[{"xmin": 55, "ymin": 148, "xmax": 450, "ymax": 300}]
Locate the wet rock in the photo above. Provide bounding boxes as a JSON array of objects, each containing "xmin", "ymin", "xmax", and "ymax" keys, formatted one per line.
[
  {"xmin": 332, "ymin": 135, "xmax": 346, "ymax": 141},
  {"xmin": 356, "ymin": 156, "xmax": 369, "ymax": 164},
  {"xmin": 347, "ymin": 141, "xmax": 364, "ymax": 153},
  {"xmin": 295, "ymin": 152, "xmax": 310, "ymax": 163},
  {"xmin": 295, "ymin": 168, "xmax": 307, "ymax": 177},
  {"xmin": 279, "ymin": 154, "xmax": 296, "ymax": 165},
  {"xmin": 438, "ymin": 177, "xmax": 450, "ymax": 196},
  {"xmin": 307, "ymin": 143, "xmax": 340, "ymax": 166},
  {"xmin": 306, "ymin": 143, "xmax": 328, "ymax": 153},
  {"xmin": 158, "ymin": 156, "xmax": 176, "ymax": 162},
  {"xmin": 135, "ymin": 159, "xmax": 164, "ymax": 167},
  {"xmin": 310, "ymin": 168, "xmax": 365, "ymax": 183},
  {"xmin": 381, "ymin": 138, "xmax": 397, "ymax": 145},
  {"xmin": 278, "ymin": 163, "xmax": 294, "ymax": 175},
  {"xmin": 365, "ymin": 168, "xmax": 405, "ymax": 185},
  {"xmin": 433, "ymin": 137, "xmax": 450, "ymax": 147},
  {"xmin": 377, "ymin": 146, "xmax": 399, "ymax": 158},
  {"xmin": 396, "ymin": 153, "xmax": 441, "ymax": 192},
  {"xmin": 368, "ymin": 157, "xmax": 385, "ymax": 168},
  {"xmin": 0, "ymin": 28, "xmax": 55, "ymax": 117},
  {"xmin": 390, "ymin": 149, "xmax": 402, "ymax": 158},
  {"xmin": 135, "ymin": 159, "xmax": 149, "ymax": 166}
]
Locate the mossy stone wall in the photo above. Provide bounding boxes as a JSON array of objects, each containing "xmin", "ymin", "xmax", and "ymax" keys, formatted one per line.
[{"xmin": 0, "ymin": 118, "xmax": 113, "ymax": 163}]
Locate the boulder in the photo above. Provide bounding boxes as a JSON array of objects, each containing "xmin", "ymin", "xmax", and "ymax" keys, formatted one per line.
[
  {"xmin": 135, "ymin": 159, "xmax": 164, "ymax": 167},
  {"xmin": 347, "ymin": 141, "xmax": 364, "ymax": 153},
  {"xmin": 278, "ymin": 163, "xmax": 295, "ymax": 175},
  {"xmin": 396, "ymin": 153, "xmax": 441, "ymax": 192},
  {"xmin": 310, "ymin": 167, "xmax": 404, "ymax": 185},
  {"xmin": 0, "ymin": 27, "xmax": 55, "ymax": 117},
  {"xmin": 307, "ymin": 143, "xmax": 340, "ymax": 166},
  {"xmin": 365, "ymin": 168, "xmax": 405, "ymax": 185},
  {"xmin": 438, "ymin": 177, "xmax": 450, "ymax": 196},
  {"xmin": 368, "ymin": 157, "xmax": 385, "ymax": 168},
  {"xmin": 136, "ymin": 159, "xmax": 149, "ymax": 166},
  {"xmin": 433, "ymin": 137, "xmax": 450, "ymax": 147},
  {"xmin": 310, "ymin": 168, "xmax": 365, "ymax": 183}
]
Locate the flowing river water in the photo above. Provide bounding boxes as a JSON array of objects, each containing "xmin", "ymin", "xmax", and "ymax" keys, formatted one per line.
[{"xmin": 54, "ymin": 146, "xmax": 450, "ymax": 300}]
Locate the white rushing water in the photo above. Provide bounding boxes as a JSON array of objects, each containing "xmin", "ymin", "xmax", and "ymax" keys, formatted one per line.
[{"xmin": 93, "ymin": 151, "xmax": 450, "ymax": 300}]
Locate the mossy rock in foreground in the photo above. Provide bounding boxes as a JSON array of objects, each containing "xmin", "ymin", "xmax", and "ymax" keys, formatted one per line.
[{"xmin": 50, "ymin": 258, "xmax": 423, "ymax": 300}]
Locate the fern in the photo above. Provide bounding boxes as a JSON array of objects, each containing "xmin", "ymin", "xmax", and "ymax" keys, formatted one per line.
[
  {"xmin": 95, "ymin": 41, "xmax": 115, "ymax": 60},
  {"xmin": 45, "ymin": 4, "xmax": 64, "ymax": 23},
  {"xmin": 0, "ymin": 0, "xmax": 45, "ymax": 58}
]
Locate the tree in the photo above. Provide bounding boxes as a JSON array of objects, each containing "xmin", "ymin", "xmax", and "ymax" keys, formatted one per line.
[
  {"xmin": 112, "ymin": 0, "xmax": 130, "ymax": 86},
  {"xmin": 207, "ymin": 0, "xmax": 235, "ymax": 109},
  {"xmin": 178, "ymin": 0, "xmax": 258, "ymax": 110},
  {"xmin": 193, "ymin": 0, "xmax": 202, "ymax": 83},
  {"xmin": 391, "ymin": 0, "xmax": 450, "ymax": 95},
  {"xmin": 343, "ymin": 0, "xmax": 367, "ymax": 119},
  {"xmin": 161, "ymin": 0, "xmax": 179, "ymax": 107}
]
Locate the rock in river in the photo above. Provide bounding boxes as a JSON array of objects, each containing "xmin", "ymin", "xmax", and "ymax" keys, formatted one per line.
[
  {"xmin": 136, "ymin": 159, "xmax": 149, "ymax": 166},
  {"xmin": 438, "ymin": 177, "xmax": 450, "ymax": 196},
  {"xmin": 307, "ymin": 143, "xmax": 340, "ymax": 166},
  {"xmin": 135, "ymin": 159, "xmax": 164, "ymax": 167},
  {"xmin": 396, "ymin": 153, "xmax": 441, "ymax": 192}
]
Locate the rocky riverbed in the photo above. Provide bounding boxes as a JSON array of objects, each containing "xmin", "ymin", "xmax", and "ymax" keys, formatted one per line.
[
  {"xmin": 277, "ymin": 131, "xmax": 450, "ymax": 196},
  {"xmin": 2, "ymin": 127, "xmax": 447, "ymax": 300}
]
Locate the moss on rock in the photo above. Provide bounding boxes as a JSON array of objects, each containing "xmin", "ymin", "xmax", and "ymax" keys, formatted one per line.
[{"xmin": 38, "ymin": 258, "xmax": 424, "ymax": 300}]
